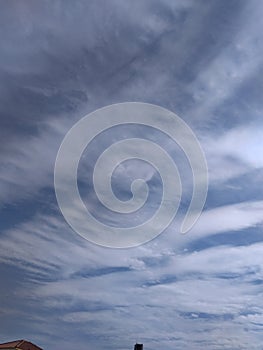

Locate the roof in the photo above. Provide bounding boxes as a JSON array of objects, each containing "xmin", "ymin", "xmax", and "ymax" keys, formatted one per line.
[{"xmin": 0, "ymin": 340, "xmax": 42, "ymax": 350}]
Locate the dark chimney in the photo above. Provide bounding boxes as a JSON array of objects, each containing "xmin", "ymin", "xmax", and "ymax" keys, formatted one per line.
[{"xmin": 134, "ymin": 344, "xmax": 143, "ymax": 350}]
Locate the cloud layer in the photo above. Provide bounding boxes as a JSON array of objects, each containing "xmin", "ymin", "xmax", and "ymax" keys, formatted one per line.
[{"xmin": 1, "ymin": 1, "xmax": 263, "ymax": 350}]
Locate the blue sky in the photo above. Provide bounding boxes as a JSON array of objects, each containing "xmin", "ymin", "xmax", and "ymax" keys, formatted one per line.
[{"xmin": 1, "ymin": 1, "xmax": 263, "ymax": 349}]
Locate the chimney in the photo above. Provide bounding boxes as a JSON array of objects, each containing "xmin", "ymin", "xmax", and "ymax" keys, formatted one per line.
[{"xmin": 134, "ymin": 344, "xmax": 143, "ymax": 350}]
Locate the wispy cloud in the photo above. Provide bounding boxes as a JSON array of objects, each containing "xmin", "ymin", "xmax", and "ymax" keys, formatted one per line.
[
  {"xmin": 1, "ymin": 0, "xmax": 263, "ymax": 349},
  {"xmin": 1, "ymin": 204, "xmax": 263, "ymax": 349}
]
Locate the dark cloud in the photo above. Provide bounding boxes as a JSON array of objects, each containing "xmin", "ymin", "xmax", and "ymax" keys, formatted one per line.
[{"xmin": 0, "ymin": 0, "xmax": 249, "ymax": 145}]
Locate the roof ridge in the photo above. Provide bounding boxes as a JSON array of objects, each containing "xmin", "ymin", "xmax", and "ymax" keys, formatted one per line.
[
  {"xmin": 0, "ymin": 340, "xmax": 42, "ymax": 350},
  {"xmin": 16, "ymin": 341, "xmax": 25, "ymax": 349},
  {"xmin": 0, "ymin": 340, "xmax": 24, "ymax": 346}
]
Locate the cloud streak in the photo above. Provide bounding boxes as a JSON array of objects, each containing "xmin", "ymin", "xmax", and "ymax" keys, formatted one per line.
[{"xmin": 1, "ymin": 0, "xmax": 263, "ymax": 349}]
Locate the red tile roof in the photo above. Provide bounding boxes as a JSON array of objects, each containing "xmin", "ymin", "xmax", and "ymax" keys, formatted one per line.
[{"xmin": 0, "ymin": 340, "xmax": 42, "ymax": 350}]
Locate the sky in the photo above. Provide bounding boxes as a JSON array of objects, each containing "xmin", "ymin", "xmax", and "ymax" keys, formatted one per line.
[{"xmin": 1, "ymin": 0, "xmax": 263, "ymax": 349}]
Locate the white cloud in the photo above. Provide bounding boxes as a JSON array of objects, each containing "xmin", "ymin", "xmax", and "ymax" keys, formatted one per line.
[
  {"xmin": 1, "ymin": 1, "xmax": 263, "ymax": 348},
  {"xmin": 202, "ymin": 124, "xmax": 263, "ymax": 184},
  {"xmin": 1, "ymin": 205, "xmax": 263, "ymax": 349}
]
